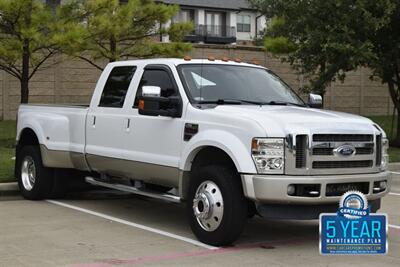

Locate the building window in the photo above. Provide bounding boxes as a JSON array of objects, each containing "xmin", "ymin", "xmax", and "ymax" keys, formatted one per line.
[
  {"xmin": 205, "ymin": 11, "xmax": 224, "ymax": 36},
  {"xmin": 173, "ymin": 9, "xmax": 194, "ymax": 23},
  {"xmin": 237, "ymin": 14, "xmax": 251, "ymax": 32}
]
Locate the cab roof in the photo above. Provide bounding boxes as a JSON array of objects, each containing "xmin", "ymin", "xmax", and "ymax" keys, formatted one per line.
[{"xmin": 106, "ymin": 58, "xmax": 266, "ymax": 69}]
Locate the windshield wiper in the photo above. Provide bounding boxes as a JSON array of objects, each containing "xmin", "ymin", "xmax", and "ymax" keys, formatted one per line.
[
  {"xmin": 197, "ymin": 99, "xmax": 267, "ymax": 105},
  {"xmin": 197, "ymin": 99, "xmax": 243, "ymax": 105},
  {"xmin": 236, "ymin": 99, "xmax": 267, "ymax": 105},
  {"xmin": 266, "ymin": 101, "xmax": 306, "ymax": 107},
  {"xmin": 197, "ymin": 99, "xmax": 306, "ymax": 107}
]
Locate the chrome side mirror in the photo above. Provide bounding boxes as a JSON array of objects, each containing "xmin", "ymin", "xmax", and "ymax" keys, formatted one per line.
[
  {"xmin": 138, "ymin": 86, "xmax": 182, "ymax": 118},
  {"xmin": 308, "ymin": 93, "xmax": 323, "ymax": 108},
  {"xmin": 142, "ymin": 86, "xmax": 161, "ymax": 97}
]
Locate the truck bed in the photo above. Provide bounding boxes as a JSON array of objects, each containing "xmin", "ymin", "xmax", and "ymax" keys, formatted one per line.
[
  {"xmin": 17, "ymin": 104, "xmax": 89, "ymax": 158},
  {"xmin": 22, "ymin": 103, "xmax": 89, "ymax": 108}
]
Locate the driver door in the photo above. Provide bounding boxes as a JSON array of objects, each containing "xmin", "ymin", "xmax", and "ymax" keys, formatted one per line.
[{"xmin": 122, "ymin": 64, "xmax": 184, "ymax": 187}]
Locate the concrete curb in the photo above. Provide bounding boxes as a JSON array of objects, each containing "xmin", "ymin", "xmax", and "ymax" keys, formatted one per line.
[
  {"xmin": 389, "ymin": 162, "xmax": 400, "ymax": 171},
  {"xmin": 0, "ymin": 182, "xmax": 19, "ymax": 197}
]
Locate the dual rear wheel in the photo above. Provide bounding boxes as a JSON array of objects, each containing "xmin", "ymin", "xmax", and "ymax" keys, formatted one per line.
[{"xmin": 17, "ymin": 146, "xmax": 70, "ymax": 200}]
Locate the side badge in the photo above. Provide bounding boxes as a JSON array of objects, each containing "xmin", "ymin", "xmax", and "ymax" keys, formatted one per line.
[{"xmin": 184, "ymin": 123, "xmax": 199, "ymax": 141}]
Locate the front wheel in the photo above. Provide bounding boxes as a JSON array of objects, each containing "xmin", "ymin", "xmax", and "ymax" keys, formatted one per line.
[
  {"xmin": 17, "ymin": 146, "xmax": 54, "ymax": 200},
  {"xmin": 187, "ymin": 165, "xmax": 248, "ymax": 246}
]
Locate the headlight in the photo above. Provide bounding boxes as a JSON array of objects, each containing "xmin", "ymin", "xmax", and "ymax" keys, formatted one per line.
[
  {"xmin": 251, "ymin": 138, "xmax": 285, "ymax": 174},
  {"xmin": 381, "ymin": 138, "xmax": 389, "ymax": 170}
]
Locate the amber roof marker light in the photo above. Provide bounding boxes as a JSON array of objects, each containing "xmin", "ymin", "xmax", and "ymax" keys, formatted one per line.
[{"xmin": 208, "ymin": 56, "xmax": 216, "ymax": 61}]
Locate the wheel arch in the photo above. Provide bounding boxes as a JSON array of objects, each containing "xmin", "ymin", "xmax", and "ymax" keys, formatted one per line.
[
  {"xmin": 15, "ymin": 128, "xmax": 41, "ymax": 178},
  {"xmin": 17, "ymin": 127, "xmax": 40, "ymax": 148},
  {"xmin": 180, "ymin": 143, "xmax": 255, "ymax": 200},
  {"xmin": 180, "ymin": 130, "xmax": 256, "ymax": 174}
]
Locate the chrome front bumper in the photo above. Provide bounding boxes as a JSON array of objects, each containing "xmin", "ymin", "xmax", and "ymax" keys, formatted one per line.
[{"xmin": 241, "ymin": 171, "xmax": 391, "ymax": 204}]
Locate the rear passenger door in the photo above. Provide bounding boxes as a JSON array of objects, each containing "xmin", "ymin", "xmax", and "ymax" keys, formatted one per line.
[{"xmin": 85, "ymin": 65, "xmax": 137, "ymax": 176}]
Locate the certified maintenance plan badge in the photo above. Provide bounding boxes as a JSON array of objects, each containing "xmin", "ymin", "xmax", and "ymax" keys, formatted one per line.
[{"xmin": 320, "ymin": 191, "xmax": 388, "ymax": 254}]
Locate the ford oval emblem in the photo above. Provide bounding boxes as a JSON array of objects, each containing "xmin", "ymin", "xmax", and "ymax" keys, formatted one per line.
[{"xmin": 334, "ymin": 145, "xmax": 356, "ymax": 157}]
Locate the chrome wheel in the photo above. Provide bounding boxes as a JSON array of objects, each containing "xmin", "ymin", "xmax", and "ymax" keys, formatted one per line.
[
  {"xmin": 21, "ymin": 156, "xmax": 36, "ymax": 191},
  {"xmin": 192, "ymin": 180, "xmax": 224, "ymax": 232}
]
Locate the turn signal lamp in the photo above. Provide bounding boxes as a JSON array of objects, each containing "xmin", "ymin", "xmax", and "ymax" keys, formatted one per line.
[
  {"xmin": 251, "ymin": 138, "xmax": 285, "ymax": 174},
  {"xmin": 138, "ymin": 100, "xmax": 145, "ymax": 110}
]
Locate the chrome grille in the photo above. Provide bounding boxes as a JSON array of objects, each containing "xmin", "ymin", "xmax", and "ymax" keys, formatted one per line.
[
  {"xmin": 376, "ymin": 135, "xmax": 382, "ymax": 166},
  {"xmin": 295, "ymin": 135, "xmax": 307, "ymax": 168},
  {"xmin": 313, "ymin": 160, "xmax": 373, "ymax": 169},
  {"xmin": 312, "ymin": 147, "xmax": 373, "ymax": 156},
  {"xmin": 287, "ymin": 132, "xmax": 380, "ymax": 175},
  {"xmin": 310, "ymin": 134, "xmax": 376, "ymax": 173},
  {"xmin": 313, "ymin": 134, "xmax": 373, "ymax": 142}
]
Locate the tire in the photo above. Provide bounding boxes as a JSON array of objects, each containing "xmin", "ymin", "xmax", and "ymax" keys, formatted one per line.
[
  {"xmin": 49, "ymin": 169, "xmax": 71, "ymax": 199},
  {"xmin": 247, "ymin": 200, "xmax": 258, "ymax": 219},
  {"xmin": 17, "ymin": 146, "xmax": 54, "ymax": 200},
  {"xmin": 187, "ymin": 165, "xmax": 248, "ymax": 246}
]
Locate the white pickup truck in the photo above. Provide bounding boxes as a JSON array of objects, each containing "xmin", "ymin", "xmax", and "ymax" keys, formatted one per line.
[{"xmin": 16, "ymin": 58, "xmax": 391, "ymax": 246}]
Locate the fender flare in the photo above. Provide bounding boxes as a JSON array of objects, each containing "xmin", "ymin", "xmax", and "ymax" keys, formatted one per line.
[
  {"xmin": 17, "ymin": 112, "xmax": 71, "ymax": 151},
  {"xmin": 180, "ymin": 129, "xmax": 256, "ymax": 174}
]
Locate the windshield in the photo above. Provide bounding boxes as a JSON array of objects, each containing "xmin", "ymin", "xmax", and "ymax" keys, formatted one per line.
[{"xmin": 178, "ymin": 64, "xmax": 305, "ymax": 105}]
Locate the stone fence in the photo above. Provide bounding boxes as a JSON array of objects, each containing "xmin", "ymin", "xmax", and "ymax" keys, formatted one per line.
[{"xmin": 0, "ymin": 44, "xmax": 394, "ymax": 120}]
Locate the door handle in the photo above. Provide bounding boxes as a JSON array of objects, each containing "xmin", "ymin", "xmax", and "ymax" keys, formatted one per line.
[
  {"xmin": 125, "ymin": 118, "xmax": 131, "ymax": 132},
  {"xmin": 92, "ymin": 115, "xmax": 96, "ymax": 128}
]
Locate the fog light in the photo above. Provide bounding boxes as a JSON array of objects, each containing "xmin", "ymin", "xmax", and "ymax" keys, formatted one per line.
[
  {"xmin": 287, "ymin": 184, "xmax": 320, "ymax": 197},
  {"xmin": 287, "ymin": 185, "xmax": 296, "ymax": 196},
  {"xmin": 380, "ymin": 181, "xmax": 387, "ymax": 190},
  {"xmin": 373, "ymin": 180, "xmax": 387, "ymax": 193}
]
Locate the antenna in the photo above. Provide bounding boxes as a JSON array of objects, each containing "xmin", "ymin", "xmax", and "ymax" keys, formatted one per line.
[{"xmin": 200, "ymin": 48, "xmax": 205, "ymax": 102}]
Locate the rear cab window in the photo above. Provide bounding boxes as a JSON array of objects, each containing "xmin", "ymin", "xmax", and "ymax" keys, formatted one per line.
[{"xmin": 99, "ymin": 66, "xmax": 137, "ymax": 108}]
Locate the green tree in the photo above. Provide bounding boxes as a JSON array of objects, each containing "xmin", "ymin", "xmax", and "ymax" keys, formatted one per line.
[
  {"xmin": 251, "ymin": 0, "xmax": 400, "ymax": 143},
  {"xmin": 0, "ymin": 0, "xmax": 61, "ymax": 103},
  {"xmin": 59, "ymin": 0, "xmax": 192, "ymax": 70}
]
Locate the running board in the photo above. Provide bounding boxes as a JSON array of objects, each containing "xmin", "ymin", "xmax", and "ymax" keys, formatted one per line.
[{"xmin": 85, "ymin": 177, "xmax": 181, "ymax": 203}]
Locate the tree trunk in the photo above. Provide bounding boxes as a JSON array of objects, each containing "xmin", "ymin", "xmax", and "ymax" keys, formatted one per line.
[
  {"xmin": 20, "ymin": 39, "xmax": 30, "ymax": 104},
  {"xmin": 396, "ymin": 110, "xmax": 400, "ymax": 143},
  {"xmin": 109, "ymin": 36, "xmax": 117, "ymax": 62},
  {"xmin": 387, "ymin": 79, "xmax": 400, "ymax": 146}
]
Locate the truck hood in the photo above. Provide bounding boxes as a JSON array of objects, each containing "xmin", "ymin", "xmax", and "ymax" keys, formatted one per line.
[{"xmin": 212, "ymin": 105, "xmax": 381, "ymax": 137}]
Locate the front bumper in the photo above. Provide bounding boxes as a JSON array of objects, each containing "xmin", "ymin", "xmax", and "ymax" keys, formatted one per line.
[{"xmin": 241, "ymin": 171, "xmax": 391, "ymax": 204}]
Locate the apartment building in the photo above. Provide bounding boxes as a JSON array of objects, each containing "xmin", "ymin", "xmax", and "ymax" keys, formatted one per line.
[
  {"xmin": 44, "ymin": 0, "xmax": 267, "ymax": 45},
  {"xmin": 160, "ymin": 0, "xmax": 267, "ymax": 45}
]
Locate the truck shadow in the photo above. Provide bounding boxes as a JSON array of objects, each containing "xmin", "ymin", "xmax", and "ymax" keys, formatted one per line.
[{"xmin": 63, "ymin": 189, "xmax": 319, "ymax": 247}]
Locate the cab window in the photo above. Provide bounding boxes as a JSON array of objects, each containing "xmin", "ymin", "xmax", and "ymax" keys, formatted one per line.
[
  {"xmin": 99, "ymin": 66, "xmax": 136, "ymax": 108},
  {"xmin": 133, "ymin": 68, "xmax": 178, "ymax": 108}
]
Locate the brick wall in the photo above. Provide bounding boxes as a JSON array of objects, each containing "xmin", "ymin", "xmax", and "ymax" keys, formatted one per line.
[{"xmin": 0, "ymin": 44, "xmax": 393, "ymax": 120}]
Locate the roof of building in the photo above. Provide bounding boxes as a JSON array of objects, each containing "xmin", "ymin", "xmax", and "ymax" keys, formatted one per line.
[{"xmin": 159, "ymin": 0, "xmax": 254, "ymax": 10}]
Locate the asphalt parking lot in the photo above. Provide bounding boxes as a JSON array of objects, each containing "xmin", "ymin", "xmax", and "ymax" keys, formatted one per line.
[{"xmin": 0, "ymin": 177, "xmax": 399, "ymax": 267}]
